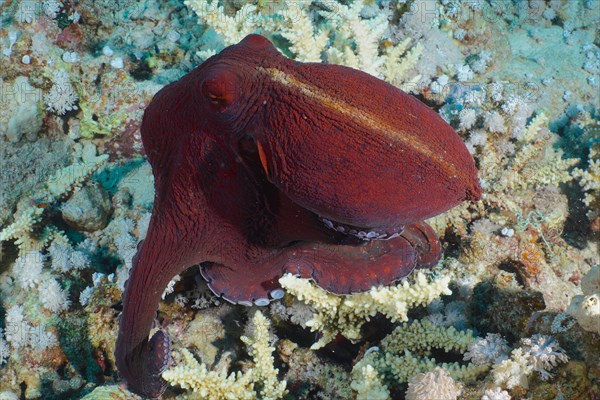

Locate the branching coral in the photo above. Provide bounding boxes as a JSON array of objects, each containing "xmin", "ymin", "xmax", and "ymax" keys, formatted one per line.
[
  {"xmin": 240, "ymin": 312, "xmax": 287, "ymax": 399},
  {"xmin": 352, "ymin": 322, "xmax": 568, "ymax": 397},
  {"xmin": 279, "ymin": 272, "xmax": 452, "ymax": 349},
  {"xmin": 572, "ymin": 144, "xmax": 600, "ymax": 220},
  {"xmin": 432, "ymin": 109, "xmax": 582, "ymax": 280},
  {"xmin": 184, "ymin": 0, "xmax": 260, "ymax": 48},
  {"xmin": 382, "ymin": 320, "xmax": 476, "ymax": 356},
  {"xmin": 0, "ymin": 207, "xmax": 44, "ymax": 253},
  {"xmin": 351, "ymin": 319, "xmax": 488, "ymax": 398},
  {"xmin": 184, "ymin": 0, "xmax": 422, "ymax": 84},
  {"xmin": 318, "ymin": 1, "xmax": 423, "ymax": 83},
  {"xmin": 0, "ymin": 153, "xmax": 108, "ymax": 387},
  {"xmin": 349, "ymin": 364, "xmax": 389, "ymax": 400},
  {"xmin": 438, "ymin": 109, "xmax": 585, "ymax": 304},
  {"xmin": 45, "ymin": 154, "xmax": 109, "ymax": 198},
  {"xmin": 267, "ymin": 0, "xmax": 328, "ymax": 63},
  {"xmin": 479, "ymin": 113, "xmax": 578, "ymax": 215},
  {"xmin": 163, "ymin": 348, "xmax": 256, "ymax": 400},
  {"xmin": 0, "ymin": 154, "xmax": 108, "ymax": 254},
  {"xmin": 162, "ymin": 311, "xmax": 286, "ymax": 399}
]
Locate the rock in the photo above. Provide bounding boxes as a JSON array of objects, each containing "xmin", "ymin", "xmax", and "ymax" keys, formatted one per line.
[
  {"xmin": 470, "ymin": 279, "xmax": 546, "ymax": 342},
  {"xmin": 61, "ymin": 180, "xmax": 112, "ymax": 231},
  {"xmin": 567, "ymin": 266, "xmax": 600, "ymax": 335},
  {"xmin": 0, "ymin": 76, "xmax": 43, "ymax": 143},
  {"xmin": 0, "ymin": 391, "xmax": 19, "ymax": 400},
  {"xmin": 80, "ymin": 385, "xmax": 140, "ymax": 400}
]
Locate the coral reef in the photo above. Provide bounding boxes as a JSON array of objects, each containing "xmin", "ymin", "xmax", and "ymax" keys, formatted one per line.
[{"xmin": 0, "ymin": 0, "xmax": 598, "ymax": 398}]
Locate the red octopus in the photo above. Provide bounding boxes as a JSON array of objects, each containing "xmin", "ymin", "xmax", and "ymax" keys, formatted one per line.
[{"xmin": 115, "ymin": 34, "xmax": 481, "ymax": 398}]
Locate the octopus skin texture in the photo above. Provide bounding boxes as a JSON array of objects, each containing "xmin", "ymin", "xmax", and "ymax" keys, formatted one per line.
[{"xmin": 115, "ymin": 34, "xmax": 482, "ymax": 398}]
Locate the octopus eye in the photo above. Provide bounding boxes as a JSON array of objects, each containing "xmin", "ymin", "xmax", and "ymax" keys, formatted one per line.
[
  {"xmin": 201, "ymin": 69, "xmax": 238, "ymax": 112},
  {"xmin": 206, "ymin": 91, "xmax": 221, "ymax": 104}
]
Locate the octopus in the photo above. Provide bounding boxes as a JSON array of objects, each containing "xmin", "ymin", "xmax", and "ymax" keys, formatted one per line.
[{"xmin": 115, "ymin": 34, "xmax": 482, "ymax": 398}]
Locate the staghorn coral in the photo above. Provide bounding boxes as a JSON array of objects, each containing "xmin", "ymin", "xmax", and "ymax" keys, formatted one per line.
[
  {"xmin": 351, "ymin": 364, "xmax": 389, "ymax": 400},
  {"xmin": 478, "ymin": 113, "xmax": 578, "ymax": 215},
  {"xmin": 240, "ymin": 312, "xmax": 287, "ymax": 399},
  {"xmin": 0, "ymin": 207, "xmax": 44, "ymax": 253},
  {"xmin": 45, "ymin": 154, "xmax": 109, "ymax": 199},
  {"xmin": 279, "ymin": 272, "xmax": 452, "ymax": 349},
  {"xmin": 319, "ymin": 1, "xmax": 424, "ymax": 84},
  {"xmin": 0, "ymin": 154, "xmax": 108, "ymax": 254},
  {"xmin": 184, "ymin": 0, "xmax": 261, "ymax": 49},
  {"xmin": 381, "ymin": 319, "xmax": 476, "ymax": 356},
  {"xmin": 162, "ymin": 311, "xmax": 286, "ymax": 399},
  {"xmin": 163, "ymin": 348, "xmax": 256, "ymax": 400},
  {"xmin": 268, "ymin": 0, "xmax": 328, "ymax": 63},
  {"xmin": 430, "ymin": 108, "xmax": 586, "ymax": 306},
  {"xmin": 572, "ymin": 144, "xmax": 600, "ymax": 221},
  {"xmin": 184, "ymin": 0, "xmax": 423, "ymax": 85}
]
